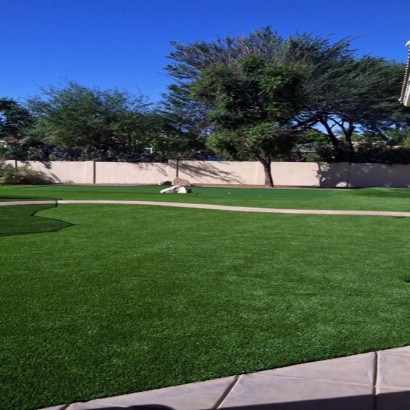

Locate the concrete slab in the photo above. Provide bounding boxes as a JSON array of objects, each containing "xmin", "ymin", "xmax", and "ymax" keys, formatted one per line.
[
  {"xmin": 66, "ymin": 376, "xmax": 236, "ymax": 410},
  {"xmin": 376, "ymin": 386, "xmax": 410, "ymax": 410},
  {"xmin": 66, "ymin": 402, "xmax": 175, "ymax": 409},
  {"xmin": 39, "ymin": 406, "xmax": 68, "ymax": 410},
  {"xmin": 380, "ymin": 345, "xmax": 410, "ymax": 356},
  {"xmin": 35, "ymin": 345, "xmax": 410, "ymax": 410},
  {"xmin": 251, "ymin": 353, "xmax": 375, "ymax": 386},
  {"xmin": 377, "ymin": 350, "xmax": 410, "ymax": 389},
  {"xmin": 219, "ymin": 374, "xmax": 374, "ymax": 409}
]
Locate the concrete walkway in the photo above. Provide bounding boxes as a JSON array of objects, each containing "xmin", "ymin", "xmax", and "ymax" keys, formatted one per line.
[
  {"xmin": 2, "ymin": 200, "xmax": 410, "ymax": 409},
  {"xmin": 41, "ymin": 346, "xmax": 410, "ymax": 410},
  {"xmin": 2, "ymin": 199, "xmax": 410, "ymax": 217}
]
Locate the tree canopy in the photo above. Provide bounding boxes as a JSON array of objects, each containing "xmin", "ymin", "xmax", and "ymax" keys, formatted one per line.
[
  {"xmin": 0, "ymin": 98, "xmax": 34, "ymax": 142},
  {"xmin": 190, "ymin": 56, "xmax": 307, "ymax": 186},
  {"xmin": 28, "ymin": 82, "xmax": 154, "ymax": 150},
  {"xmin": 164, "ymin": 27, "xmax": 408, "ymax": 152}
]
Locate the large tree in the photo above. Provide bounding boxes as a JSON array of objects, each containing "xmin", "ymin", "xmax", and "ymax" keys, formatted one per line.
[
  {"xmin": 164, "ymin": 27, "xmax": 407, "ymax": 151},
  {"xmin": 190, "ymin": 56, "xmax": 306, "ymax": 186},
  {"xmin": 298, "ymin": 56, "xmax": 407, "ymax": 149},
  {"xmin": 0, "ymin": 98, "xmax": 34, "ymax": 142},
  {"xmin": 28, "ymin": 82, "xmax": 154, "ymax": 150},
  {"xmin": 157, "ymin": 81, "xmax": 213, "ymax": 158}
]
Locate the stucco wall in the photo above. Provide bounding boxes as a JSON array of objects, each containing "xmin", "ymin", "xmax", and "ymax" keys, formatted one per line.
[
  {"xmin": 270, "ymin": 162, "xmax": 350, "ymax": 187},
  {"xmin": 5, "ymin": 160, "xmax": 410, "ymax": 188},
  {"xmin": 13, "ymin": 160, "xmax": 92, "ymax": 184},
  {"xmin": 95, "ymin": 162, "xmax": 169, "ymax": 184},
  {"xmin": 174, "ymin": 160, "xmax": 259, "ymax": 185},
  {"xmin": 349, "ymin": 163, "xmax": 410, "ymax": 188}
]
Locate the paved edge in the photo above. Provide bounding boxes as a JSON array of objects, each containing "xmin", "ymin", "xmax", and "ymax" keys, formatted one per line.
[
  {"xmin": 2, "ymin": 199, "xmax": 410, "ymax": 217},
  {"xmin": 38, "ymin": 346, "xmax": 410, "ymax": 410}
]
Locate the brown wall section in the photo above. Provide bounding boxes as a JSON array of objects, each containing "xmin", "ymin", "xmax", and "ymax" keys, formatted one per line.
[{"xmin": 5, "ymin": 160, "xmax": 410, "ymax": 188}]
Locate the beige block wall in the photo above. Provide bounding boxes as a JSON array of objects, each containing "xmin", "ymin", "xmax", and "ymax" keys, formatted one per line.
[
  {"xmin": 173, "ymin": 160, "xmax": 259, "ymax": 185},
  {"xmin": 349, "ymin": 163, "xmax": 410, "ymax": 188},
  {"xmin": 6, "ymin": 160, "xmax": 410, "ymax": 188},
  {"xmin": 16, "ymin": 160, "xmax": 91, "ymax": 184},
  {"xmin": 95, "ymin": 162, "xmax": 169, "ymax": 184},
  {"xmin": 270, "ymin": 162, "xmax": 350, "ymax": 187},
  {"xmin": 315, "ymin": 162, "xmax": 350, "ymax": 187}
]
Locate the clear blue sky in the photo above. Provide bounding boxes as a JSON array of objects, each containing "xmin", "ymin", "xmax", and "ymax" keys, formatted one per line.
[{"xmin": 1, "ymin": 0, "xmax": 409, "ymax": 104}]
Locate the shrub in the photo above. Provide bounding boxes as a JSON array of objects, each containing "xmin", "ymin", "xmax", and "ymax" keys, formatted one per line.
[{"xmin": 0, "ymin": 160, "xmax": 52, "ymax": 185}]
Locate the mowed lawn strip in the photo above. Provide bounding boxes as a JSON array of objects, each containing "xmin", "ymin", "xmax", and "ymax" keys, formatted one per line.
[
  {"xmin": 2, "ymin": 203, "xmax": 410, "ymax": 409},
  {"xmin": 3, "ymin": 184, "xmax": 410, "ymax": 211}
]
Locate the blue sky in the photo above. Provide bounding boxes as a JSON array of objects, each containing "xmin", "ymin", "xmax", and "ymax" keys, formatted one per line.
[{"xmin": 1, "ymin": 0, "xmax": 409, "ymax": 104}]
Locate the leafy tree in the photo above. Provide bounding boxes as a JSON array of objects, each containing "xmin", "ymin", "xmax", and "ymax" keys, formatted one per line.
[
  {"xmin": 296, "ymin": 130, "xmax": 329, "ymax": 146},
  {"xmin": 190, "ymin": 56, "xmax": 306, "ymax": 186},
  {"xmin": 0, "ymin": 98, "xmax": 34, "ymax": 142},
  {"xmin": 158, "ymin": 83, "xmax": 212, "ymax": 158},
  {"xmin": 302, "ymin": 56, "xmax": 407, "ymax": 149},
  {"xmin": 164, "ymin": 27, "xmax": 407, "ymax": 152},
  {"xmin": 28, "ymin": 82, "xmax": 154, "ymax": 150}
]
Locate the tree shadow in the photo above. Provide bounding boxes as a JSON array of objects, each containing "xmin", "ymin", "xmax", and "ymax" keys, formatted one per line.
[
  {"xmin": 175, "ymin": 161, "xmax": 245, "ymax": 184},
  {"xmin": 316, "ymin": 162, "xmax": 350, "ymax": 188},
  {"xmin": 67, "ymin": 390, "xmax": 410, "ymax": 409},
  {"xmin": 316, "ymin": 162, "xmax": 410, "ymax": 189},
  {"xmin": 0, "ymin": 200, "xmax": 73, "ymax": 237},
  {"xmin": 348, "ymin": 163, "xmax": 410, "ymax": 188}
]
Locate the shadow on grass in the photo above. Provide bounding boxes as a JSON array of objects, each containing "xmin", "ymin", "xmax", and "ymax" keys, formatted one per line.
[
  {"xmin": 0, "ymin": 199, "xmax": 73, "ymax": 237},
  {"xmin": 0, "ymin": 195, "xmax": 61, "ymax": 202}
]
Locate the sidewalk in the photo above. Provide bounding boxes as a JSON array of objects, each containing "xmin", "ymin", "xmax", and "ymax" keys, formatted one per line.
[
  {"xmin": 4, "ymin": 199, "xmax": 410, "ymax": 218},
  {"xmin": 41, "ymin": 346, "xmax": 410, "ymax": 410}
]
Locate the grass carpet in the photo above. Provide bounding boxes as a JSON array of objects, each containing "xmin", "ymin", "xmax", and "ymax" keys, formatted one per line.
[
  {"xmin": 2, "ymin": 184, "xmax": 410, "ymax": 211},
  {"xmin": 2, "ymin": 203, "xmax": 410, "ymax": 409},
  {"xmin": 0, "ymin": 203, "xmax": 72, "ymax": 237}
]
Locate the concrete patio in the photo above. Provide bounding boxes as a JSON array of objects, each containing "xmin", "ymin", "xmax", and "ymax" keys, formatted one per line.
[{"xmin": 41, "ymin": 345, "xmax": 410, "ymax": 410}]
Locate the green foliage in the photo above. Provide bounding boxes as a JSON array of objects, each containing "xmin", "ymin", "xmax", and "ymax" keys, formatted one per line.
[
  {"xmin": 165, "ymin": 27, "xmax": 407, "ymax": 150},
  {"xmin": 157, "ymin": 83, "xmax": 211, "ymax": 158},
  {"xmin": 0, "ymin": 159, "xmax": 51, "ymax": 185},
  {"xmin": 296, "ymin": 130, "xmax": 329, "ymax": 146},
  {"xmin": 0, "ymin": 98, "xmax": 35, "ymax": 142},
  {"xmin": 0, "ymin": 136, "xmax": 51, "ymax": 161},
  {"xmin": 190, "ymin": 55, "xmax": 306, "ymax": 185},
  {"xmin": 384, "ymin": 128, "xmax": 410, "ymax": 146},
  {"xmin": 308, "ymin": 56, "xmax": 407, "ymax": 147},
  {"xmin": 28, "ymin": 82, "xmax": 154, "ymax": 149}
]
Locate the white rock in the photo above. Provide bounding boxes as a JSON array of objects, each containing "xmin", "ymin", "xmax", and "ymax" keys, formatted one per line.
[
  {"xmin": 177, "ymin": 186, "xmax": 191, "ymax": 194},
  {"xmin": 160, "ymin": 185, "xmax": 181, "ymax": 193}
]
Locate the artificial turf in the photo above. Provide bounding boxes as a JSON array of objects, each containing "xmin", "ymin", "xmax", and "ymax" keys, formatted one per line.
[
  {"xmin": 2, "ymin": 201, "xmax": 410, "ymax": 409},
  {"xmin": 0, "ymin": 203, "xmax": 71, "ymax": 237},
  {"xmin": 3, "ymin": 184, "xmax": 410, "ymax": 211}
]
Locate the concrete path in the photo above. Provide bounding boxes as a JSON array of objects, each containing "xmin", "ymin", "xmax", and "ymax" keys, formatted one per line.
[
  {"xmin": 40, "ymin": 346, "xmax": 410, "ymax": 410},
  {"xmin": 3, "ymin": 200, "xmax": 410, "ymax": 408},
  {"xmin": 2, "ymin": 199, "xmax": 410, "ymax": 217}
]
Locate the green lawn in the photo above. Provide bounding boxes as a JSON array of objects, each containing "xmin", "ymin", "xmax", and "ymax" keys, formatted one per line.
[
  {"xmin": 2, "ymin": 187, "xmax": 410, "ymax": 409},
  {"xmin": 3, "ymin": 184, "xmax": 410, "ymax": 211}
]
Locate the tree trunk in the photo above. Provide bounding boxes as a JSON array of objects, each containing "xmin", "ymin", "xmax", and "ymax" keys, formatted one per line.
[
  {"xmin": 344, "ymin": 122, "xmax": 355, "ymax": 151},
  {"xmin": 259, "ymin": 158, "xmax": 274, "ymax": 187},
  {"xmin": 319, "ymin": 117, "xmax": 339, "ymax": 147}
]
